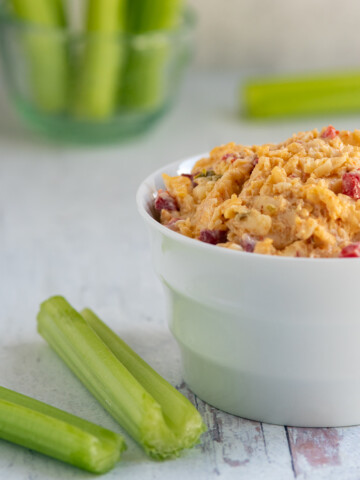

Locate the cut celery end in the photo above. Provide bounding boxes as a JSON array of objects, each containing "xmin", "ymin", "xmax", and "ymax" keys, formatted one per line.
[
  {"xmin": 37, "ymin": 296, "xmax": 206, "ymax": 459},
  {"xmin": 0, "ymin": 386, "xmax": 125, "ymax": 473},
  {"xmin": 10, "ymin": 0, "xmax": 69, "ymax": 113},
  {"xmin": 72, "ymin": 0, "xmax": 126, "ymax": 120}
]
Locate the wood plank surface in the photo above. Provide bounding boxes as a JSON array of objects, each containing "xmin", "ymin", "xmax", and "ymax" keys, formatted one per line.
[
  {"xmin": 287, "ymin": 426, "xmax": 360, "ymax": 479},
  {"xmin": 288, "ymin": 427, "xmax": 341, "ymax": 475},
  {"xmin": 178, "ymin": 381, "xmax": 294, "ymax": 479}
]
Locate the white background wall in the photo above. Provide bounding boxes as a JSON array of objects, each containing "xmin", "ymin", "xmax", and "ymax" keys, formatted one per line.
[{"xmin": 189, "ymin": 0, "xmax": 360, "ymax": 73}]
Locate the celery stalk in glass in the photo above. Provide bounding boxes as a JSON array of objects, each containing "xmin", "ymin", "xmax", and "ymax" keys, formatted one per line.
[
  {"xmin": 121, "ymin": 0, "xmax": 184, "ymax": 111},
  {"xmin": 73, "ymin": 0, "xmax": 126, "ymax": 120},
  {"xmin": 244, "ymin": 71, "xmax": 360, "ymax": 118},
  {"xmin": 0, "ymin": 385, "xmax": 125, "ymax": 473},
  {"xmin": 10, "ymin": 0, "xmax": 68, "ymax": 113},
  {"xmin": 37, "ymin": 296, "xmax": 206, "ymax": 459}
]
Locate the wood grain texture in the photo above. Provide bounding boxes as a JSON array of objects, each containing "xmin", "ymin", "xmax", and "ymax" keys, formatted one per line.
[
  {"xmin": 177, "ymin": 381, "xmax": 294, "ymax": 479},
  {"xmin": 288, "ymin": 428, "xmax": 341, "ymax": 474},
  {"xmin": 287, "ymin": 426, "xmax": 360, "ymax": 480}
]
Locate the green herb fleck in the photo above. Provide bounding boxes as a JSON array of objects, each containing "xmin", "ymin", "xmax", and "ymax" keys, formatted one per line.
[
  {"xmin": 194, "ymin": 169, "xmax": 218, "ymax": 179},
  {"xmin": 237, "ymin": 212, "xmax": 250, "ymax": 220},
  {"xmin": 266, "ymin": 204, "xmax": 277, "ymax": 215}
]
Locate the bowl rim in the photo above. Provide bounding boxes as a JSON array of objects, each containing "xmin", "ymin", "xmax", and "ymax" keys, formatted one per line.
[
  {"xmin": 0, "ymin": 2, "xmax": 196, "ymax": 41},
  {"xmin": 136, "ymin": 153, "xmax": 360, "ymax": 264}
]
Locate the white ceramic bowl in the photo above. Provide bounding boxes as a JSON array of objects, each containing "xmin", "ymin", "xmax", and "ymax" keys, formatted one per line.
[{"xmin": 137, "ymin": 154, "xmax": 360, "ymax": 427}]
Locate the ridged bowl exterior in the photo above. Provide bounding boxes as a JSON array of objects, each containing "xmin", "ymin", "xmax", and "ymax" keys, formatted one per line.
[{"xmin": 137, "ymin": 155, "xmax": 360, "ymax": 427}]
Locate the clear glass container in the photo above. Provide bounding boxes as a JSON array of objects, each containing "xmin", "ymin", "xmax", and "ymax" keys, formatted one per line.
[{"xmin": 0, "ymin": 1, "xmax": 195, "ymax": 143}]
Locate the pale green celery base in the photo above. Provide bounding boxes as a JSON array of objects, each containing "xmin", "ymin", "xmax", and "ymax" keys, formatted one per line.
[
  {"xmin": 86, "ymin": 0, "xmax": 126, "ymax": 31},
  {"xmin": 0, "ymin": 387, "xmax": 124, "ymax": 473},
  {"xmin": 120, "ymin": 44, "xmax": 169, "ymax": 111},
  {"xmin": 122, "ymin": 0, "xmax": 184, "ymax": 111},
  {"xmin": 24, "ymin": 33, "xmax": 68, "ymax": 113},
  {"xmin": 81, "ymin": 308, "xmax": 207, "ymax": 459},
  {"xmin": 10, "ymin": 0, "xmax": 68, "ymax": 113},
  {"xmin": 73, "ymin": 42, "xmax": 124, "ymax": 120},
  {"xmin": 72, "ymin": 0, "xmax": 126, "ymax": 120}
]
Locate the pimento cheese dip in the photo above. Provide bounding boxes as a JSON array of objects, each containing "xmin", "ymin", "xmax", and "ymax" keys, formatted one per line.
[{"xmin": 154, "ymin": 127, "xmax": 360, "ymax": 258}]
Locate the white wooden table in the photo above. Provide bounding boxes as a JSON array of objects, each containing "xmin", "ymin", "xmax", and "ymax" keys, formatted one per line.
[{"xmin": 1, "ymin": 70, "xmax": 360, "ymax": 480}]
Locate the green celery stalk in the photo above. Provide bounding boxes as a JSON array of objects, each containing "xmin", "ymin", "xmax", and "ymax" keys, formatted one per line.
[
  {"xmin": 244, "ymin": 71, "xmax": 360, "ymax": 119},
  {"xmin": 72, "ymin": 0, "xmax": 126, "ymax": 120},
  {"xmin": 126, "ymin": 0, "xmax": 183, "ymax": 31},
  {"xmin": 0, "ymin": 385, "xmax": 125, "ymax": 473},
  {"xmin": 121, "ymin": 0, "xmax": 184, "ymax": 111},
  {"xmin": 37, "ymin": 296, "xmax": 206, "ymax": 459},
  {"xmin": 10, "ymin": 0, "xmax": 68, "ymax": 113},
  {"xmin": 81, "ymin": 307, "xmax": 206, "ymax": 447}
]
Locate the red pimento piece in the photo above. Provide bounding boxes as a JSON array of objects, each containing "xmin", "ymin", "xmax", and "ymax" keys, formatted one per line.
[
  {"xmin": 342, "ymin": 170, "xmax": 360, "ymax": 199},
  {"xmin": 181, "ymin": 173, "xmax": 197, "ymax": 188},
  {"xmin": 240, "ymin": 234, "xmax": 256, "ymax": 253},
  {"xmin": 181, "ymin": 173, "xmax": 193, "ymax": 180},
  {"xmin": 199, "ymin": 229, "xmax": 227, "ymax": 245},
  {"xmin": 154, "ymin": 190, "xmax": 178, "ymax": 211},
  {"xmin": 222, "ymin": 153, "xmax": 239, "ymax": 164},
  {"xmin": 321, "ymin": 125, "xmax": 339, "ymax": 139},
  {"xmin": 339, "ymin": 243, "xmax": 360, "ymax": 258},
  {"xmin": 165, "ymin": 218, "xmax": 180, "ymax": 231},
  {"xmin": 253, "ymin": 156, "xmax": 259, "ymax": 166}
]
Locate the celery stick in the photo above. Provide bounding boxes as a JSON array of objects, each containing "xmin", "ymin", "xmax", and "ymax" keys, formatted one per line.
[
  {"xmin": 244, "ymin": 71, "xmax": 360, "ymax": 119},
  {"xmin": 121, "ymin": 0, "xmax": 184, "ymax": 111},
  {"xmin": 10, "ymin": 0, "xmax": 68, "ymax": 113},
  {"xmin": 37, "ymin": 296, "xmax": 206, "ymax": 459},
  {"xmin": 126, "ymin": 0, "xmax": 183, "ymax": 32},
  {"xmin": 0, "ymin": 385, "xmax": 125, "ymax": 473},
  {"xmin": 72, "ymin": 0, "xmax": 126, "ymax": 120},
  {"xmin": 81, "ymin": 308, "xmax": 206, "ymax": 444}
]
